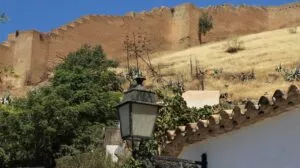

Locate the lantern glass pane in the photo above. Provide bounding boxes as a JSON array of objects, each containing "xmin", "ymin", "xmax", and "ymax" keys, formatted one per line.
[
  {"xmin": 118, "ymin": 103, "xmax": 130, "ymax": 138},
  {"xmin": 132, "ymin": 103, "xmax": 158, "ymax": 138}
]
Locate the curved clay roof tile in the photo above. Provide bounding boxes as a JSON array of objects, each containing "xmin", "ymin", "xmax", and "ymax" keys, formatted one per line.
[
  {"xmin": 161, "ymin": 85, "xmax": 300, "ymax": 157},
  {"xmin": 287, "ymin": 85, "xmax": 300, "ymax": 104},
  {"xmin": 273, "ymin": 89, "xmax": 286, "ymax": 99},
  {"xmin": 220, "ymin": 109, "xmax": 233, "ymax": 120}
]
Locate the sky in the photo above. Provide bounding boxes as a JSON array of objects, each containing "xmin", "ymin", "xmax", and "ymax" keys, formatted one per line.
[{"xmin": 0, "ymin": 0, "xmax": 297, "ymax": 41}]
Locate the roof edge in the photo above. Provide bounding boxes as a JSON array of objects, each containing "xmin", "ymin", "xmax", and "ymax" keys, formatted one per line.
[{"xmin": 161, "ymin": 84, "xmax": 300, "ymax": 157}]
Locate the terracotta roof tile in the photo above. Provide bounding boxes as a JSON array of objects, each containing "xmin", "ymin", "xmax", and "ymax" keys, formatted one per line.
[{"xmin": 161, "ymin": 84, "xmax": 300, "ymax": 157}]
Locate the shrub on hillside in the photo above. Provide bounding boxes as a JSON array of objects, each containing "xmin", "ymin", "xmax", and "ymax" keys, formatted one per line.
[
  {"xmin": 283, "ymin": 68, "xmax": 300, "ymax": 81},
  {"xmin": 225, "ymin": 36, "xmax": 244, "ymax": 53},
  {"xmin": 275, "ymin": 64, "xmax": 300, "ymax": 82},
  {"xmin": 210, "ymin": 68, "xmax": 223, "ymax": 79}
]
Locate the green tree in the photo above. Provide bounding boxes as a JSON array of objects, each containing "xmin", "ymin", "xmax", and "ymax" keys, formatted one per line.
[
  {"xmin": 0, "ymin": 147, "xmax": 9, "ymax": 167},
  {"xmin": 198, "ymin": 12, "xmax": 213, "ymax": 44},
  {"xmin": 0, "ymin": 45, "xmax": 123, "ymax": 167}
]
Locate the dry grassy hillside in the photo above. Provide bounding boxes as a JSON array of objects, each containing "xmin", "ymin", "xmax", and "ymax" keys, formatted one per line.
[{"xmin": 150, "ymin": 26, "xmax": 300, "ymax": 100}]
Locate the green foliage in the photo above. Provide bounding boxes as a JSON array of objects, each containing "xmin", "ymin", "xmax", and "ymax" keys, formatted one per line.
[
  {"xmin": 198, "ymin": 12, "xmax": 213, "ymax": 44},
  {"xmin": 120, "ymin": 139, "xmax": 157, "ymax": 168},
  {"xmin": 283, "ymin": 68, "xmax": 300, "ymax": 81},
  {"xmin": 188, "ymin": 106, "xmax": 213, "ymax": 122},
  {"xmin": 211, "ymin": 68, "xmax": 223, "ymax": 79},
  {"xmin": 55, "ymin": 148, "xmax": 120, "ymax": 168},
  {"xmin": 0, "ymin": 45, "xmax": 123, "ymax": 167},
  {"xmin": 0, "ymin": 147, "xmax": 8, "ymax": 167},
  {"xmin": 275, "ymin": 64, "xmax": 300, "ymax": 81},
  {"xmin": 121, "ymin": 157, "xmax": 145, "ymax": 168},
  {"xmin": 154, "ymin": 88, "xmax": 212, "ymax": 145},
  {"xmin": 123, "ymin": 86, "xmax": 214, "ymax": 168}
]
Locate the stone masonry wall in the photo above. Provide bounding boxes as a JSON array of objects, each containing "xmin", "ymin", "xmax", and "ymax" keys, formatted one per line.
[
  {"xmin": 12, "ymin": 31, "xmax": 34, "ymax": 87},
  {"xmin": 1, "ymin": 3, "xmax": 300, "ymax": 87}
]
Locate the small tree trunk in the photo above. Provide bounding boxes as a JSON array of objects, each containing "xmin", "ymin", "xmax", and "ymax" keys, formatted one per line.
[
  {"xmin": 198, "ymin": 32, "xmax": 202, "ymax": 44},
  {"xmin": 200, "ymin": 74, "xmax": 205, "ymax": 90},
  {"xmin": 189, "ymin": 56, "xmax": 193, "ymax": 77},
  {"xmin": 201, "ymin": 78, "xmax": 204, "ymax": 90}
]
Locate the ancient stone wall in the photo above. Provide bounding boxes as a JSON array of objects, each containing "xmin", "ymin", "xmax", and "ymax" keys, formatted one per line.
[
  {"xmin": 0, "ymin": 43, "xmax": 13, "ymax": 66},
  {"xmin": 47, "ymin": 10, "xmax": 173, "ymax": 69},
  {"xmin": 171, "ymin": 3, "xmax": 193, "ymax": 49},
  {"xmin": 30, "ymin": 31, "xmax": 49, "ymax": 84},
  {"xmin": 268, "ymin": 3, "xmax": 300, "ymax": 29},
  {"xmin": 0, "ymin": 32, "xmax": 15, "ymax": 66},
  {"xmin": 12, "ymin": 31, "xmax": 35, "ymax": 87},
  {"xmin": 1, "ymin": 3, "xmax": 300, "ymax": 88}
]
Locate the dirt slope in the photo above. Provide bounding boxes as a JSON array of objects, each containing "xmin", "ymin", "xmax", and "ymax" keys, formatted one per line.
[{"xmin": 151, "ymin": 26, "xmax": 300, "ymax": 100}]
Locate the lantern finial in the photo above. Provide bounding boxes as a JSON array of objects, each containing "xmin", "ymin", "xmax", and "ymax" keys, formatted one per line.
[{"xmin": 133, "ymin": 69, "xmax": 146, "ymax": 86}]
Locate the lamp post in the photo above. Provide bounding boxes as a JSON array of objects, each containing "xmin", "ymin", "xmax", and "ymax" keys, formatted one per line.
[
  {"xmin": 116, "ymin": 72, "xmax": 207, "ymax": 168},
  {"xmin": 115, "ymin": 72, "xmax": 160, "ymax": 158}
]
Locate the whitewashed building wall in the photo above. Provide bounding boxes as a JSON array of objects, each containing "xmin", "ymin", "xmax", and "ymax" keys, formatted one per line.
[{"xmin": 179, "ymin": 108, "xmax": 300, "ymax": 168}]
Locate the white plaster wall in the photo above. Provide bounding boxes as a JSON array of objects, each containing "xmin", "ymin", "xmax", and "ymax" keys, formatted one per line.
[
  {"xmin": 179, "ymin": 108, "xmax": 300, "ymax": 168},
  {"xmin": 106, "ymin": 145, "xmax": 122, "ymax": 162},
  {"xmin": 182, "ymin": 91, "xmax": 220, "ymax": 108}
]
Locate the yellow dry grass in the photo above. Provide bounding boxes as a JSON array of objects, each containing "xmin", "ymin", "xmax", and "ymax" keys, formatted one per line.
[{"xmin": 150, "ymin": 26, "xmax": 300, "ymax": 100}]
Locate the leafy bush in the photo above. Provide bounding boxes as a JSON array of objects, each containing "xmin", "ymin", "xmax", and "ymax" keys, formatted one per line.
[
  {"xmin": 225, "ymin": 36, "xmax": 244, "ymax": 53},
  {"xmin": 121, "ymin": 158, "xmax": 145, "ymax": 168},
  {"xmin": 283, "ymin": 68, "xmax": 300, "ymax": 81},
  {"xmin": 210, "ymin": 68, "xmax": 223, "ymax": 79},
  {"xmin": 55, "ymin": 149, "xmax": 120, "ymax": 168},
  {"xmin": 275, "ymin": 64, "xmax": 300, "ymax": 81},
  {"xmin": 188, "ymin": 106, "xmax": 213, "ymax": 122},
  {"xmin": 0, "ymin": 147, "xmax": 8, "ymax": 167},
  {"xmin": 154, "ymin": 88, "xmax": 213, "ymax": 145},
  {"xmin": 0, "ymin": 45, "xmax": 123, "ymax": 167}
]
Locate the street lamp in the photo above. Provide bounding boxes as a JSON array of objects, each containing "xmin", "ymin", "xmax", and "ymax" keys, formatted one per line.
[
  {"xmin": 116, "ymin": 73, "xmax": 160, "ymax": 141},
  {"xmin": 116, "ymin": 72, "xmax": 208, "ymax": 168}
]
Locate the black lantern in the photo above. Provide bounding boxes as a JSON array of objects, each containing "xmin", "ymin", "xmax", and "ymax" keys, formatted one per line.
[{"xmin": 116, "ymin": 73, "xmax": 161, "ymax": 140}]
